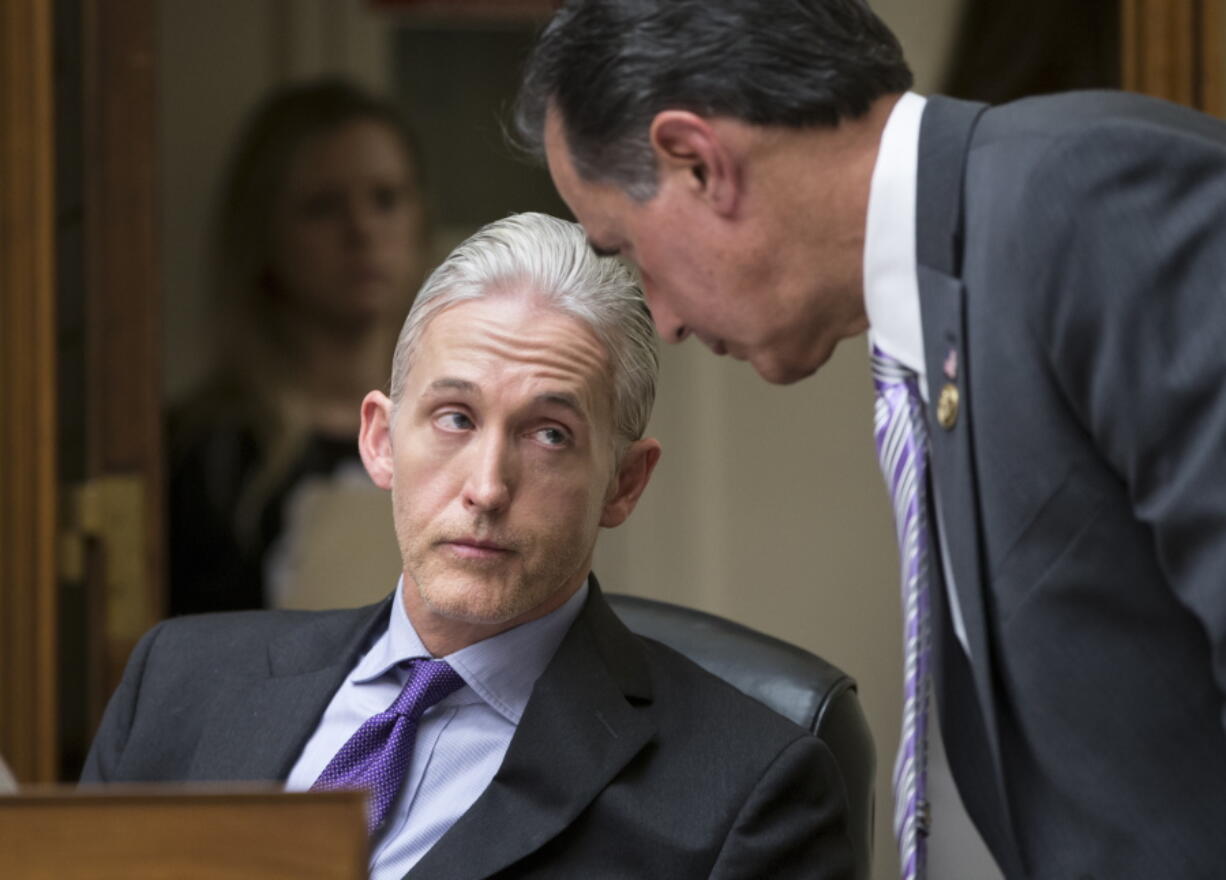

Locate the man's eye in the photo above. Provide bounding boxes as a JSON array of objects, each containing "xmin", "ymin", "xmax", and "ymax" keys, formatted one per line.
[
  {"xmin": 436, "ymin": 412, "xmax": 473, "ymax": 431},
  {"xmin": 534, "ymin": 426, "xmax": 570, "ymax": 447}
]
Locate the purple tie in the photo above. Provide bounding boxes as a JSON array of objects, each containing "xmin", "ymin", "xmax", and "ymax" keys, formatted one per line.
[
  {"xmin": 871, "ymin": 345, "xmax": 932, "ymax": 880},
  {"xmin": 311, "ymin": 658, "xmax": 465, "ymax": 834}
]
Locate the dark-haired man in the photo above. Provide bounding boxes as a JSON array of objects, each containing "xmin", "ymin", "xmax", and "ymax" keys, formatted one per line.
[{"xmin": 517, "ymin": 2, "xmax": 1226, "ymax": 878}]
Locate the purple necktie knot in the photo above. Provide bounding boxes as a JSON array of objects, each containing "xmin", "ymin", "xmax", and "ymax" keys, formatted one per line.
[
  {"xmin": 312, "ymin": 657, "xmax": 465, "ymax": 834},
  {"xmin": 388, "ymin": 658, "xmax": 466, "ymax": 720}
]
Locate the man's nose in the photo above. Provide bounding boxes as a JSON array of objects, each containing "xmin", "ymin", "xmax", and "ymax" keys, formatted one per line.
[
  {"xmin": 461, "ymin": 432, "xmax": 512, "ymax": 513},
  {"xmin": 643, "ymin": 288, "xmax": 690, "ymax": 343}
]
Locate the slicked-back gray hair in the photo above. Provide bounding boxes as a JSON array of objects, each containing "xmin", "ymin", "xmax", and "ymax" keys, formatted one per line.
[{"xmin": 389, "ymin": 212, "xmax": 659, "ymax": 445}]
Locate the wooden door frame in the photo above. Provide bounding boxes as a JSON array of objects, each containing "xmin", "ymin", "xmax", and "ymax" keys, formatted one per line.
[
  {"xmin": 0, "ymin": 0, "xmax": 159, "ymax": 783},
  {"xmin": 0, "ymin": 0, "xmax": 59, "ymax": 784},
  {"xmin": 79, "ymin": 0, "xmax": 163, "ymax": 707},
  {"xmin": 1122, "ymin": 0, "xmax": 1224, "ymax": 114}
]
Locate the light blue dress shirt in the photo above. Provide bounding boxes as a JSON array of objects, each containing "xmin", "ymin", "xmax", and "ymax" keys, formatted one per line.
[{"xmin": 285, "ymin": 577, "xmax": 590, "ymax": 880}]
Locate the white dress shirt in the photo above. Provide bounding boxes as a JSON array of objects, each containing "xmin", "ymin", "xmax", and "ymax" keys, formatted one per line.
[
  {"xmin": 863, "ymin": 93, "xmax": 1005, "ymax": 879},
  {"xmin": 286, "ymin": 577, "xmax": 590, "ymax": 880},
  {"xmin": 863, "ymin": 90, "xmax": 969, "ymax": 654}
]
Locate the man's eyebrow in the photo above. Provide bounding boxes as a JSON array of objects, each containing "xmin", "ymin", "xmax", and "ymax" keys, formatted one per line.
[
  {"xmin": 424, "ymin": 381, "xmax": 585, "ymax": 419},
  {"xmin": 424, "ymin": 377, "xmax": 478, "ymax": 395},
  {"xmin": 587, "ymin": 238, "xmax": 620, "ymax": 258},
  {"xmin": 535, "ymin": 391, "xmax": 587, "ymax": 419}
]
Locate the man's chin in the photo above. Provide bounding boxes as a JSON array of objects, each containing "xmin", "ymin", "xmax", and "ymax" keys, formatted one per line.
[
  {"xmin": 418, "ymin": 586, "xmax": 527, "ymax": 627},
  {"xmin": 749, "ymin": 352, "xmax": 821, "ymax": 385}
]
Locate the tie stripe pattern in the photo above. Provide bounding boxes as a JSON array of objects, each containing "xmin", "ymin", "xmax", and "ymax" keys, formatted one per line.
[
  {"xmin": 311, "ymin": 658, "xmax": 465, "ymax": 835},
  {"xmin": 872, "ymin": 345, "xmax": 933, "ymax": 880}
]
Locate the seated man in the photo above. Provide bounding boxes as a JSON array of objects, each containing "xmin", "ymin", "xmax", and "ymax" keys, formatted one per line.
[{"xmin": 82, "ymin": 213, "xmax": 853, "ymax": 879}]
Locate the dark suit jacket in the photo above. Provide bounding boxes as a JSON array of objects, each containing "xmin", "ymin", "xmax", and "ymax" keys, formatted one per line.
[
  {"xmin": 82, "ymin": 582, "xmax": 854, "ymax": 879},
  {"xmin": 916, "ymin": 92, "xmax": 1226, "ymax": 879}
]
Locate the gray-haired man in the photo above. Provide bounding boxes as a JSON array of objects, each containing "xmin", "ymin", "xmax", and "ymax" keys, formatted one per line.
[{"xmin": 83, "ymin": 213, "xmax": 854, "ymax": 879}]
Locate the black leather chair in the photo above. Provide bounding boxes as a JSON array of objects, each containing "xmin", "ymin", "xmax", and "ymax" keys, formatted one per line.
[{"xmin": 607, "ymin": 593, "xmax": 876, "ymax": 880}]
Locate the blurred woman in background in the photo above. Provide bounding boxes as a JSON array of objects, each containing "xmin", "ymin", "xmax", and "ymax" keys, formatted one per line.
[{"xmin": 169, "ymin": 79, "xmax": 429, "ymax": 615}]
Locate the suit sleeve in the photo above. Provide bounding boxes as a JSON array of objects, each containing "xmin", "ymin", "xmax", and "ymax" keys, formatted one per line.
[
  {"xmin": 79, "ymin": 621, "xmax": 167, "ymax": 783},
  {"xmin": 1022, "ymin": 119, "xmax": 1226, "ymax": 732},
  {"xmin": 708, "ymin": 734, "xmax": 855, "ymax": 880}
]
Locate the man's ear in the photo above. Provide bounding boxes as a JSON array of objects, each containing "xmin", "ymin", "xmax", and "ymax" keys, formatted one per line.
[
  {"xmin": 600, "ymin": 438, "xmax": 662, "ymax": 528},
  {"xmin": 649, "ymin": 110, "xmax": 739, "ymax": 216},
  {"xmin": 359, "ymin": 390, "xmax": 396, "ymax": 490}
]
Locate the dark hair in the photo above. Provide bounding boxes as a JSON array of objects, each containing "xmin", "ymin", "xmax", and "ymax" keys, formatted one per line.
[{"xmin": 515, "ymin": 0, "xmax": 913, "ymax": 198}]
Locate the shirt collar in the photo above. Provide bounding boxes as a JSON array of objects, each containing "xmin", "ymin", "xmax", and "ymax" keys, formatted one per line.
[
  {"xmin": 351, "ymin": 575, "xmax": 590, "ymax": 725},
  {"xmin": 863, "ymin": 91, "xmax": 929, "ymax": 394}
]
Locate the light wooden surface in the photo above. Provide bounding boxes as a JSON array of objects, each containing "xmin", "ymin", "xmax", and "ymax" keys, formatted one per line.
[{"xmin": 0, "ymin": 788, "xmax": 368, "ymax": 879}]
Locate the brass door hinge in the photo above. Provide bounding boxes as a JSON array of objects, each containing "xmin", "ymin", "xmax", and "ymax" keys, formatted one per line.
[{"xmin": 60, "ymin": 474, "xmax": 150, "ymax": 643}]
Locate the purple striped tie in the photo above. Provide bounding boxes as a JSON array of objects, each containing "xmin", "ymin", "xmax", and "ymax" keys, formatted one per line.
[
  {"xmin": 872, "ymin": 345, "xmax": 932, "ymax": 880},
  {"xmin": 311, "ymin": 658, "xmax": 465, "ymax": 834}
]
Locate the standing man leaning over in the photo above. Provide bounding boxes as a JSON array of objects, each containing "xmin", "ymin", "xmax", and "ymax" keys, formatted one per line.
[
  {"xmin": 84, "ymin": 213, "xmax": 854, "ymax": 879},
  {"xmin": 516, "ymin": 2, "xmax": 1226, "ymax": 878}
]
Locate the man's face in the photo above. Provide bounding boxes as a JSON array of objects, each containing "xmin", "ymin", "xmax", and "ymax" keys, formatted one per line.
[
  {"xmin": 361, "ymin": 293, "xmax": 657, "ymax": 649},
  {"xmin": 544, "ymin": 107, "xmax": 866, "ymax": 384}
]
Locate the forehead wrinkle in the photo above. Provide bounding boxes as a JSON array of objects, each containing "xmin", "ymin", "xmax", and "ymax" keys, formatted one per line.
[
  {"xmin": 414, "ymin": 297, "xmax": 615, "ymax": 431},
  {"xmin": 450, "ymin": 322, "xmax": 609, "ymax": 389},
  {"xmin": 422, "ymin": 340, "xmax": 602, "ymax": 405}
]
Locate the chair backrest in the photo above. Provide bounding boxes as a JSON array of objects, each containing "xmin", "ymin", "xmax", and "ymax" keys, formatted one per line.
[{"xmin": 607, "ymin": 592, "xmax": 875, "ymax": 880}]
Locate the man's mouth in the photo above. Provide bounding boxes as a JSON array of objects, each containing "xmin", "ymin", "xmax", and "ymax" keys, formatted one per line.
[{"xmin": 441, "ymin": 537, "xmax": 514, "ymax": 560}]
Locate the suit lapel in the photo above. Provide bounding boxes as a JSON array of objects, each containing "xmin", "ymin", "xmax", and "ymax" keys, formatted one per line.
[
  {"xmin": 916, "ymin": 264, "xmax": 997, "ymax": 713},
  {"xmin": 916, "ymin": 95, "xmax": 994, "ymax": 713},
  {"xmin": 915, "ymin": 96, "xmax": 1025, "ymax": 876},
  {"xmin": 407, "ymin": 583, "xmax": 655, "ymax": 880},
  {"xmin": 187, "ymin": 599, "xmax": 393, "ymax": 781}
]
